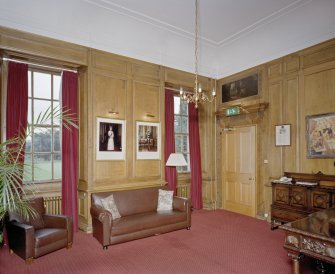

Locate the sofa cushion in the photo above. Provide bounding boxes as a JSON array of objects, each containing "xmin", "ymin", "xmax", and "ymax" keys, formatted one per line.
[
  {"xmin": 101, "ymin": 194, "xmax": 121, "ymax": 220},
  {"xmin": 157, "ymin": 189, "xmax": 173, "ymax": 211},
  {"xmin": 111, "ymin": 211, "xmax": 186, "ymax": 236}
]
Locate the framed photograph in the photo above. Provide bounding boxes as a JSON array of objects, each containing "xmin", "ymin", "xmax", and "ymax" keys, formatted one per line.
[
  {"xmin": 96, "ymin": 117, "xmax": 126, "ymax": 160},
  {"xmin": 136, "ymin": 121, "xmax": 160, "ymax": 160},
  {"xmin": 306, "ymin": 112, "xmax": 335, "ymax": 158},
  {"xmin": 222, "ymin": 73, "xmax": 260, "ymax": 103},
  {"xmin": 275, "ymin": 124, "xmax": 291, "ymax": 146}
]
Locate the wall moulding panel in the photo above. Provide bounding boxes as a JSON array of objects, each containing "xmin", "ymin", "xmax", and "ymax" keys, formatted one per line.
[{"xmin": 0, "ymin": 26, "xmax": 88, "ymax": 66}]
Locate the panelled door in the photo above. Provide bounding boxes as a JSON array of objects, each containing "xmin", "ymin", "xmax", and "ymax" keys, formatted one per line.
[{"xmin": 222, "ymin": 125, "xmax": 256, "ymax": 217}]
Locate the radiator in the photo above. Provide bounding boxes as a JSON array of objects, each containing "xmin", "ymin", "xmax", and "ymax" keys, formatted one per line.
[
  {"xmin": 176, "ymin": 184, "xmax": 190, "ymax": 199},
  {"xmin": 44, "ymin": 196, "xmax": 62, "ymax": 215}
]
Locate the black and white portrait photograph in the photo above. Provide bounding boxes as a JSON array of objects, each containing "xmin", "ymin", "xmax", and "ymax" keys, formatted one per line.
[
  {"xmin": 136, "ymin": 122, "xmax": 160, "ymax": 159},
  {"xmin": 96, "ymin": 118, "xmax": 126, "ymax": 160}
]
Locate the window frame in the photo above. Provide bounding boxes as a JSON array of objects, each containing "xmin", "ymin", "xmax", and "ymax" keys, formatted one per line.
[
  {"xmin": 24, "ymin": 67, "xmax": 62, "ymax": 184},
  {"xmin": 173, "ymin": 95, "xmax": 190, "ymax": 173}
]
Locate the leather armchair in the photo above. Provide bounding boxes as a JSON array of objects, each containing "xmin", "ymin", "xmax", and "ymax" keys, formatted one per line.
[{"xmin": 6, "ymin": 197, "xmax": 73, "ymax": 264}]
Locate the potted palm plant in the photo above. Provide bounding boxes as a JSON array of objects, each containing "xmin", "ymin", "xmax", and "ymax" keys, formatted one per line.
[{"xmin": 0, "ymin": 106, "xmax": 77, "ymax": 247}]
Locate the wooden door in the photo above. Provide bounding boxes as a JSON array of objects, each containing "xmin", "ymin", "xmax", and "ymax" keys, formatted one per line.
[{"xmin": 222, "ymin": 126, "xmax": 256, "ymax": 217}]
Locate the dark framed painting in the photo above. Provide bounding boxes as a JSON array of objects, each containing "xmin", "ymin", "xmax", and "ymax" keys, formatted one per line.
[
  {"xmin": 222, "ymin": 73, "xmax": 259, "ymax": 103},
  {"xmin": 306, "ymin": 112, "xmax": 335, "ymax": 158},
  {"xmin": 96, "ymin": 117, "xmax": 126, "ymax": 160}
]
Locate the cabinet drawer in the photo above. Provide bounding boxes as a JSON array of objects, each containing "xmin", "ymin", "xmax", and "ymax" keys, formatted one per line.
[
  {"xmin": 273, "ymin": 186, "xmax": 289, "ymax": 205},
  {"xmin": 290, "ymin": 187, "xmax": 308, "ymax": 208},
  {"xmin": 312, "ymin": 191, "xmax": 330, "ymax": 209},
  {"xmin": 272, "ymin": 207, "xmax": 306, "ymax": 222}
]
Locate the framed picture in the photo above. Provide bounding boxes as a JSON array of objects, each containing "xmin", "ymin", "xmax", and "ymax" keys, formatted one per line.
[
  {"xmin": 275, "ymin": 124, "xmax": 291, "ymax": 146},
  {"xmin": 222, "ymin": 73, "xmax": 260, "ymax": 103},
  {"xmin": 96, "ymin": 117, "xmax": 126, "ymax": 160},
  {"xmin": 136, "ymin": 121, "xmax": 160, "ymax": 160},
  {"xmin": 306, "ymin": 112, "xmax": 335, "ymax": 158}
]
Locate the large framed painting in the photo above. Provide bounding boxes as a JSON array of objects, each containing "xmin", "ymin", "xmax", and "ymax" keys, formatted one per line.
[
  {"xmin": 96, "ymin": 117, "xmax": 126, "ymax": 160},
  {"xmin": 306, "ymin": 112, "xmax": 335, "ymax": 158},
  {"xmin": 136, "ymin": 121, "xmax": 160, "ymax": 160},
  {"xmin": 222, "ymin": 73, "xmax": 260, "ymax": 103}
]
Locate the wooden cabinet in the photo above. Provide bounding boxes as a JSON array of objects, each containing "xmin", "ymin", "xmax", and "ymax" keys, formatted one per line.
[{"xmin": 271, "ymin": 172, "xmax": 335, "ymax": 229}]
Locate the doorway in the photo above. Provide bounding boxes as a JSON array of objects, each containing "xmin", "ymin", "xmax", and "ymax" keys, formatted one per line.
[{"xmin": 222, "ymin": 125, "xmax": 256, "ymax": 217}]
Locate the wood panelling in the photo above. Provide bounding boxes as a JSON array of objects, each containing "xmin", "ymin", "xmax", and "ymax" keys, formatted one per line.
[
  {"xmin": 135, "ymin": 160, "xmax": 161, "ymax": 178},
  {"xmin": 302, "ymin": 43, "xmax": 335, "ymax": 68},
  {"xmin": 95, "ymin": 161, "xmax": 127, "ymax": 180},
  {"xmin": 283, "ymin": 76, "xmax": 299, "ymax": 172},
  {"xmin": 92, "ymin": 50, "xmax": 128, "ymax": 74},
  {"xmin": 93, "ymin": 73, "xmax": 127, "ymax": 118},
  {"xmin": 268, "ymin": 62, "xmax": 282, "ymax": 79},
  {"xmin": 301, "ymin": 67, "xmax": 335, "ymax": 173},
  {"xmin": 133, "ymin": 81, "xmax": 160, "ymax": 121},
  {"xmin": 0, "ymin": 26, "xmax": 88, "ymax": 66},
  {"xmin": 284, "ymin": 55, "xmax": 300, "ymax": 73}
]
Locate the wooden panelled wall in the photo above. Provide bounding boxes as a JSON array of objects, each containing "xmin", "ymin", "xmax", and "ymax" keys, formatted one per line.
[
  {"xmin": 0, "ymin": 26, "xmax": 215, "ymax": 232},
  {"xmin": 216, "ymin": 39, "xmax": 335, "ymax": 218}
]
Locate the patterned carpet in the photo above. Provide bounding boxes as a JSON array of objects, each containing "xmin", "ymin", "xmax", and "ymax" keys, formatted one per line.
[{"xmin": 0, "ymin": 209, "xmax": 316, "ymax": 274}]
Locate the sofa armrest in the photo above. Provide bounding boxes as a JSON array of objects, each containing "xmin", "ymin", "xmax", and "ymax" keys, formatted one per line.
[
  {"xmin": 90, "ymin": 205, "xmax": 113, "ymax": 248},
  {"xmin": 43, "ymin": 214, "xmax": 73, "ymax": 244},
  {"xmin": 173, "ymin": 196, "xmax": 191, "ymax": 228},
  {"xmin": 173, "ymin": 196, "xmax": 189, "ymax": 211},
  {"xmin": 6, "ymin": 221, "xmax": 35, "ymax": 260}
]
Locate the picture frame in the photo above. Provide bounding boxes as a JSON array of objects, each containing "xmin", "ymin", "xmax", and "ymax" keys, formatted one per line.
[
  {"xmin": 136, "ymin": 121, "xmax": 160, "ymax": 160},
  {"xmin": 96, "ymin": 117, "xmax": 126, "ymax": 160},
  {"xmin": 306, "ymin": 112, "xmax": 335, "ymax": 158},
  {"xmin": 275, "ymin": 124, "xmax": 291, "ymax": 146},
  {"xmin": 221, "ymin": 73, "xmax": 260, "ymax": 103}
]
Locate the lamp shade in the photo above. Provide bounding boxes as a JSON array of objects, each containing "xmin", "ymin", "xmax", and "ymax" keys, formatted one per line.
[{"xmin": 166, "ymin": 153, "xmax": 187, "ymax": 166}]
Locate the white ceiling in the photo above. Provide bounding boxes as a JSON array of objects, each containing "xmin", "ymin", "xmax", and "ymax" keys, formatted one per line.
[{"xmin": 0, "ymin": 0, "xmax": 335, "ymax": 78}]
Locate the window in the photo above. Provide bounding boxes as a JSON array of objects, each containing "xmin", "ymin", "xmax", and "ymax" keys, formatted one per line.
[
  {"xmin": 24, "ymin": 69, "xmax": 62, "ymax": 183},
  {"xmin": 174, "ymin": 96, "xmax": 190, "ymax": 172}
]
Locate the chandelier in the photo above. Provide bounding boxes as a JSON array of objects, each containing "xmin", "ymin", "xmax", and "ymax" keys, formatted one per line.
[{"xmin": 180, "ymin": 0, "xmax": 216, "ymax": 108}]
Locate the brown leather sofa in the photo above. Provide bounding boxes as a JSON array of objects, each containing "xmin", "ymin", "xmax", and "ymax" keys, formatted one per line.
[
  {"xmin": 6, "ymin": 197, "xmax": 73, "ymax": 264},
  {"xmin": 90, "ymin": 186, "xmax": 191, "ymax": 249}
]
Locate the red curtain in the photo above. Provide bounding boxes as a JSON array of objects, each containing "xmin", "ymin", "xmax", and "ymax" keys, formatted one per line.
[
  {"xmin": 61, "ymin": 71, "xmax": 79, "ymax": 232},
  {"xmin": 164, "ymin": 89, "xmax": 177, "ymax": 193},
  {"xmin": 6, "ymin": 61, "xmax": 28, "ymax": 141},
  {"xmin": 188, "ymin": 103, "xmax": 203, "ymax": 209},
  {"xmin": 4, "ymin": 61, "xmax": 28, "ymax": 245}
]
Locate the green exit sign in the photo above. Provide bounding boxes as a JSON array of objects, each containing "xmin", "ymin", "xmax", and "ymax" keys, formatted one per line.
[{"xmin": 226, "ymin": 106, "xmax": 240, "ymax": 116}]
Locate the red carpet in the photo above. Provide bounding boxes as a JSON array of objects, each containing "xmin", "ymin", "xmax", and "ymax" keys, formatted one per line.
[{"xmin": 0, "ymin": 209, "xmax": 316, "ymax": 273}]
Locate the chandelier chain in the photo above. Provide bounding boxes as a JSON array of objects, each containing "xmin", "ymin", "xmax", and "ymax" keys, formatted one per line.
[
  {"xmin": 179, "ymin": 0, "xmax": 216, "ymax": 108},
  {"xmin": 194, "ymin": 0, "xmax": 199, "ymax": 94}
]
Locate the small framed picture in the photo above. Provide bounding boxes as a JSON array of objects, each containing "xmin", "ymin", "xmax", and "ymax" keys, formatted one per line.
[
  {"xmin": 96, "ymin": 117, "xmax": 126, "ymax": 160},
  {"xmin": 275, "ymin": 124, "xmax": 291, "ymax": 146},
  {"xmin": 136, "ymin": 121, "xmax": 160, "ymax": 160}
]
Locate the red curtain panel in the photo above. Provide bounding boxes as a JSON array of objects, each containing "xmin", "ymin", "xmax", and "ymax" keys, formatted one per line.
[
  {"xmin": 61, "ymin": 71, "xmax": 79, "ymax": 232},
  {"xmin": 188, "ymin": 103, "xmax": 203, "ymax": 209},
  {"xmin": 6, "ymin": 61, "xmax": 28, "ymax": 142}
]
